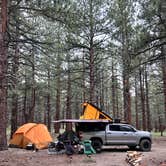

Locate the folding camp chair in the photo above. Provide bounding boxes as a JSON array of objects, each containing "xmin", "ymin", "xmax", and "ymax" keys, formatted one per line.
[{"xmin": 82, "ymin": 140, "xmax": 96, "ymax": 157}]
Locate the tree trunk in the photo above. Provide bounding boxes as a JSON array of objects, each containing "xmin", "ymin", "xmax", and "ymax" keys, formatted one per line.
[
  {"xmin": 89, "ymin": 0, "xmax": 95, "ymax": 103},
  {"xmin": 100, "ymin": 70, "xmax": 104, "ymax": 110},
  {"xmin": 55, "ymin": 75, "xmax": 61, "ymax": 133},
  {"xmin": 162, "ymin": 52, "xmax": 166, "ymax": 125},
  {"xmin": 159, "ymin": 0, "xmax": 166, "ymax": 126},
  {"xmin": 123, "ymin": 71, "xmax": 131, "ymax": 123},
  {"xmin": 46, "ymin": 69, "xmax": 51, "ymax": 131},
  {"xmin": 157, "ymin": 104, "xmax": 163, "ymax": 135},
  {"xmin": 10, "ymin": 19, "xmax": 19, "ymax": 138},
  {"xmin": 82, "ymin": 50, "xmax": 86, "ymax": 102},
  {"xmin": 111, "ymin": 64, "xmax": 116, "ymax": 118},
  {"xmin": 145, "ymin": 66, "xmax": 151, "ymax": 131},
  {"xmin": 121, "ymin": 12, "xmax": 131, "ymax": 123},
  {"xmin": 23, "ymin": 60, "xmax": 36, "ymax": 123},
  {"xmin": 66, "ymin": 55, "xmax": 72, "ymax": 131},
  {"xmin": 54, "ymin": 84, "xmax": 61, "ymax": 133},
  {"xmin": 29, "ymin": 53, "xmax": 36, "ymax": 122},
  {"xmin": 154, "ymin": 120, "xmax": 158, "ymax": 132},
  {"xmin": 117, "ymin": 0, "xmax": 131, "ymax": 124},
  {"xmin": 135, "ymin": 75, "xmax": 139, "ymax": 129},
  {"xmin": 115, "ymin": 75, "xmax": 119, "ymax": 118},
  {"xmin": 23, "ymin": 80, "xmax": 27, "ymax": 124},
  {"xmin": 10, "ymin": 93, "xmax": 18, "ymax": 138},
  {"xmin": 54, "ymin": 53, "xmax": 61, "ymax": 133},
  {"xmin": 139, "ymin": 68, "xmax": 146, "ymax": 130},
  {"xmin": 44, "ymin": 97, "xmax": 47, "ymax": 125},
  {"xmin": 47, "ymin": 94, "xmax": 51, "ymax": 130},
  {"xmin": 0, "ymin": 0, "xmax": 8, "ymax": 151}
]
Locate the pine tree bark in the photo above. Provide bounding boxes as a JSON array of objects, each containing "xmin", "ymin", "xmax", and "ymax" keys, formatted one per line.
[
  {"xmin": 23, "ymin": 55, "xmax": 36, "ymax": 123},
  {"xmin": 111, "ymin": 64, "xmax": 116, "ymax": 118},
  {"xmin": 115, "ymin": 77, "xmax": 119, "ymax": 118},
  {"xmin": 145, "ymin": 66, "xmax": 151, "ymax": 131},
  {"xmin": 123, "ymin": 72, "xmax": 131, "ymax": 123},
  {"xmin": 66, "ymin": 55, "xmax": 72, "ymax": 131},
  {"xmin": 157, "ymin": 104, "xmax": 163, "ymax": 135},
  {"xmin": 120, "ymin": 2, "xmax": 131, "ymax": 123},
  {"xmin": 29, "ymin": 58, "xmax": 36, "ymax": 122},
  {"xmin": 44, "ymin": 97, "xmax": 47, "ymax": 125},
  {"xmin": 11, "ymin": 93, "xmax": 18, "ymax": 138},
  {"xmin": 54, "ymin": 30, "xmax": 62, "ymax": 133},
  {"xmin": 26, "ymin": 50, "xmax": 36, "ymax": 123},
  {"xmin": 0, "ymin": 0, "xmax": 8, "ymax": 151},
  {"xmin": 46, "ymin": 69, "xmax": 51, "ymax": 131},
  {"xmin": 99, "ymin": 70, "xmax": 104, "ymax": 110},
  {"xmin": 54, "ymin": 81, "xmax": 61, "ymax": 133},
  {"xmin": 135, "ymin": 75, "xmax": 139, "ymax": 129},
  {"xmin": 23, "ymin": 79, "xmax": 28, "ymax": 123},
  {"xmin": 162, "ymin": 52, "xmax": 166, "ymax": 125},
  {"xmin": 54, "ymin": 53, "xmax": 61, "ymax": 133},
  {"xmin": 46, "ymin": 94, "xmax": 51, "ymax": 130},
  {"xmin": 89, "ymin": 0, "xmax": 95, "ymax": 103},
  {"xmin": 82, "ymin": 50, "xmax": 86, "ymax": 102},
  {"xmin": 139, "ymin": 68, "xmax": 146, "ymax": 130},
  {"xmin": 10, "ymin": 19, "xmax": 19, "ymax": 138},
  {"xmin": 159, "ymin": 0, "xmax": 166, "ymax": 126}
]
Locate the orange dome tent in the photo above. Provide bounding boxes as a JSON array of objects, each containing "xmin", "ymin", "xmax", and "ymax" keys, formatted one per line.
[{"xmin": 9, "ymin": 123, "xmax": 53, "ymax": 149}]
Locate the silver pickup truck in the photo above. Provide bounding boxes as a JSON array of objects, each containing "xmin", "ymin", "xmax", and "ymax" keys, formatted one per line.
[{"xmin": 77, "ymin": 123, "xmax": 152, "ymax": 153}]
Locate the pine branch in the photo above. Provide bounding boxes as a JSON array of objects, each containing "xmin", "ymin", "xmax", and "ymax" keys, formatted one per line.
[{"xmin": 132, "ymin": 41, "xmax": 166, "ymax": 57}]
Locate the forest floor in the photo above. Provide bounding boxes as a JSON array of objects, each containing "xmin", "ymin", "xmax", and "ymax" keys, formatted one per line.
[{"xmin": 0, "ymin": 136, "xmax": 166, "ymax": 166}]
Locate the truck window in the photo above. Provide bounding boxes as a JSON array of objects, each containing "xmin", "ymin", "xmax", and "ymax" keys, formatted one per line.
[
  {"xmin": 109, "ymin": 125, "xmax": 120, "ymax": 131},
  {"xmin": 120, "ymin": 125, "xmax": 135, "ymax": 132}
]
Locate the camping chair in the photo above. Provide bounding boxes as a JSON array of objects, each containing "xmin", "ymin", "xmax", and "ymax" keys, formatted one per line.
[{"xmin": 82, "ymin": 140, "xmax": 96, "ymax": 158}]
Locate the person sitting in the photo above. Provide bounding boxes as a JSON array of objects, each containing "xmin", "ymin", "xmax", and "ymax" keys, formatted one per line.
[{"xmin": 57, "ymin": 130, "xmax": 79, "ymax": 145}]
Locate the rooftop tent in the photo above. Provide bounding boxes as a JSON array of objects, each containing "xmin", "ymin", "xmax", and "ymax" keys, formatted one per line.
[
  {"xmin": 9, "ymin": 123, "xmax": 53, "ymax": 149},
  {"xmin": 80, "ymin": 102, "xmax": 113, "ymax": 122}
]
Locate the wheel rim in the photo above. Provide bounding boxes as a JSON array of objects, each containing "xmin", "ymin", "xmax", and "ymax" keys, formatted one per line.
[{"xmin": 144, "ymin": 142, "xmax": 149, "ymax": 149}]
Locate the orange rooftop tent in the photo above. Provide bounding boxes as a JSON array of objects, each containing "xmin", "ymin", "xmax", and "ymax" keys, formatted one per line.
[
  {"xmin": 80, "ymin": 102, "xmax": 113, "ymax": 121},
  {"xmin": 9, "ymin": 123, "xmax": 53, "ymax": 149}
]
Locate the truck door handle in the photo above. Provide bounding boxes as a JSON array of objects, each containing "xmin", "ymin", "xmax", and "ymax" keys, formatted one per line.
[{"xmin": 123, "ymin": 133, "xmax": 128, "ymax": 135}]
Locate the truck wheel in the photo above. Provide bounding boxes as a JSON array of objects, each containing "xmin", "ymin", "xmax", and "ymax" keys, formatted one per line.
[
  {"xmin": 140, "ymin": 139, "xmax": 151, "ymax": 152},
  {"xmin": 91, "ymin": 139, "xmax": 102, "ymax": 153}
]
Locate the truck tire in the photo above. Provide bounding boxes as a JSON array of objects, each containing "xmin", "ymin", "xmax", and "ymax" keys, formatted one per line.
[
  {"xmin": 140, "ymin": 139, "xmax": 151, "ymax": 152},
  {"xmin": 91, "ymin": 139, "xmax": 102, "ymax": 153}
]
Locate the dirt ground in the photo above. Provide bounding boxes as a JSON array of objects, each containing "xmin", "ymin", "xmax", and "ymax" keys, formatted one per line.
[{"xmin": 0, "ymin": 137, "xmax": 166, "ymax": 166}]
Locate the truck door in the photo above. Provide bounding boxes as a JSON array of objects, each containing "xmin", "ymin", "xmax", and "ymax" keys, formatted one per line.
[
  {"xmin": 118, "ymin": 125, "xmax": 137, "ymax": 144},
  {"xmin": 106, "ymin": 124, "xmax": 137, "ymax": 145},
  {"xmin": 106, "ymin": 124, "xmax": 122, "ymax": 144}
]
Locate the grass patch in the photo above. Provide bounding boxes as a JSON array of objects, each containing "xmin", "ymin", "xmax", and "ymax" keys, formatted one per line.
[{"xmin": 151, "ymin": 131, "xmax": 166, "ymax": 137}]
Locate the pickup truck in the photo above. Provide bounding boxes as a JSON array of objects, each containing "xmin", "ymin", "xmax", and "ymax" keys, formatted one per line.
[{"xmin": 77, "ymin": 123, "xmax": 152, "ymax": 153}]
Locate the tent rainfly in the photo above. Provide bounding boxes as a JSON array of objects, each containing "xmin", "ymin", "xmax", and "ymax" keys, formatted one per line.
[{"xmin": 9, "ymin": 123, "xmax": 53, "ymax": 149}]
